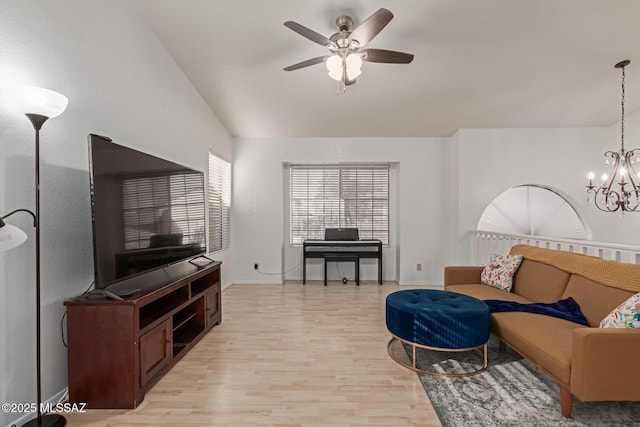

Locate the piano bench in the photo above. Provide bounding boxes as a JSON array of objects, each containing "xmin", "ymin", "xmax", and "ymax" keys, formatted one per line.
[{"xmin": 324, "ymin": 255, "xmax": 360, "ymax": 286}]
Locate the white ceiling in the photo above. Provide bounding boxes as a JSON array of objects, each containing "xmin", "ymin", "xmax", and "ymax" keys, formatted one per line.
[{"xmin": 135, "ymin": 0, "xmax": 640, "ymax": 138}]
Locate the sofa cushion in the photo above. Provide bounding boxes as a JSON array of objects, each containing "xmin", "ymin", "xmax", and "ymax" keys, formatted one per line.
[
  {"xmin": 561, "ymin": 274, "xmax": 636, "ymax": 327},
  {"xmin": 446, "ymin": 284, "xmax": 533, "ymax": 304},
  {"xmin": 480, "ymin": 253, "xmax": 523, "ymax": 291},
  {"xmin": 491, "ymin": 312, "xmax": 588, "ymax": 385},
  {"xmin": 599, "ymin": 292, "xmax": 640, "ymax": 329},
  {"xmin": 510, "ymin": 244, "xmax": 640, "ymax": 293},
  {"xmin": 511, "ymin": 259, "xmax": 570, "ymax": 303}
]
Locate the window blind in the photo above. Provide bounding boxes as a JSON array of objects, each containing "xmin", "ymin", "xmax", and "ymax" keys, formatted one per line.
[
  {"xmin": 208, "ymin": 152, "xmax": 231, "ymax": 252},
  {"xmin": 122, "ymin": 172, "xmax": 205, "ymax": 250},
  {"xmin": 290, "ymin": 164, "xmax": 390, "ymax": 245}
]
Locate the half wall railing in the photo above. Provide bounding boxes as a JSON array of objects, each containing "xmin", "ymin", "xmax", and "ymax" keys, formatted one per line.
[{"xmin": 471, "ymin": 230, "xmax": 640, "ymax": 266}]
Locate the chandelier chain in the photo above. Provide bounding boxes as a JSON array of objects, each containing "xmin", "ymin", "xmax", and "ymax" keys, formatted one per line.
[{"xmin": 621, "ymin": 64, "xmax": 625, "ymax": 151}]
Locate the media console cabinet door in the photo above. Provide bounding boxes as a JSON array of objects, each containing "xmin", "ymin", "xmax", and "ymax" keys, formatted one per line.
[{"xmin": 139, "ymin": 320, "xmax": 171, "ymax": 387}]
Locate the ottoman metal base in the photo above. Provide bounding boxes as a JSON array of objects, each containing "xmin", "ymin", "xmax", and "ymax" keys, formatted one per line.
[{"xmin": 387, "ymin": 332, "xmax": 488, "ymax": 378}]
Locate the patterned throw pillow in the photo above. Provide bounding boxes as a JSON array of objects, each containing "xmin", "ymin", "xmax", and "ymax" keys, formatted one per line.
[
  {"xmin": 480, "ymin": 253, "xmax": 523, "ymax": 292},
  {"xmin": 599, "ymin": 292, "xmax": 640, "ymax": 329}
]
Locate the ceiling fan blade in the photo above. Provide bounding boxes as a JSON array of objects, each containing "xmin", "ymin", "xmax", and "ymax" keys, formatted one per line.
[
  {"xmin": 348, "ymin": 8, "xmax": 394, "ymax": 47},
  {"xmin": 284, "ymin": 21, "xmax": 336, "ymax": 48},
  {"xmin": 361, "ymin": 49, "xmax": 414, "ymax": 64},
  {"xmin": 284, "ymin": 56, "xmax": 329, "ymax": 71}
]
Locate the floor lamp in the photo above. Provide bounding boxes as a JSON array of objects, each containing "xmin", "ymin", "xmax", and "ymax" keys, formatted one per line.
[{"xmin": 2, "ymin": 84, "xmax": 68, "ymax": 427}]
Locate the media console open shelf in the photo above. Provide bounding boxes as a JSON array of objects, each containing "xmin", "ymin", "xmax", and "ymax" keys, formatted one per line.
[{"xmin": 64, "ymin": 261, "xmax": 222, "ymax": 409}]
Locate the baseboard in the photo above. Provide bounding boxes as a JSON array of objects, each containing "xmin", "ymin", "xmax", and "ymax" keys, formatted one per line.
[
  {"xmin": 231, "ymin": 280, "xmax": 283, "ymax": 285},
  {"xmin": 397, "ymin": 281, "xmax": 444, "ymax": 288},
  {"xmin": 228, "ymin": 280, "xmax": 444, "ymax": 287}
]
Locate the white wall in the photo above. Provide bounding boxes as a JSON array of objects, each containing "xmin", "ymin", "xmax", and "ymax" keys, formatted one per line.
[
  {"xmin": 454, "ymin": 112, "xmax": 640, "ymax": 264},
  {"xmin": 0, "ymin": 1, "xmax": 231, "ymax": 425},
  {"xmin": 233, "ymin": 112, "xmax": 640, "ymax": 287},
  {"xmin": 232, "ymin": 137, "xmax": 453, "ymax": 286}
]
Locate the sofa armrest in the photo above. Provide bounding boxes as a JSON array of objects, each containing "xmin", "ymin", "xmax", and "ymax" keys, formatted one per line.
[
  {"xmin": 444, "ymin": 266, "xmax": 484, "ymax": 286},
  {"xmin": 571, "ymin": 327, "xmax": 640, "ymax": 402}
]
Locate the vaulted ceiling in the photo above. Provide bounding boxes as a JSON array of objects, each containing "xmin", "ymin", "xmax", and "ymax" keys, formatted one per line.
[{"xmin": 135, "ymin": 0, "xmax": 640, "ymax": 138}]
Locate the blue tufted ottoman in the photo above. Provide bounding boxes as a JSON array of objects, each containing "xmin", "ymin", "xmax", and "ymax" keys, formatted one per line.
[{"xmin": 386, "ymin": 289, "xmax": 490, "ymax": 377}]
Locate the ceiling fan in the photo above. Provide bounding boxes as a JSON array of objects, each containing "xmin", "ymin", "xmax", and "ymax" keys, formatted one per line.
[{"xmin": 283, "ymin": 8, "xmax": 414, "ymax": 89}]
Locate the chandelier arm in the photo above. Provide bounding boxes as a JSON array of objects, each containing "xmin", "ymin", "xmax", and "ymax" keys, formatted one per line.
[
  {"xmin": 625, "ymin": 195, "xmax": 640, "ymax": 211},
  {"xmin": 592, "ymin": 187, "xmax": 619, "ymax": 212},
  {"xmin": 603, "ymin": 150, "xmax": 618, "ymax": 165},
  {"xmin": 603, "ymin": 153, "xmax": 621, "ymax": 193},
  {"xmin": 626, "ymin": 163, "xmax": 640, "ymax": 191},
  {"xmin": 628, "ymin": 149, "xmax": 640, "ymax": 185},
  {"xmin": 607, "ymin": 188, "xmax": 621, "ymax": 211}
]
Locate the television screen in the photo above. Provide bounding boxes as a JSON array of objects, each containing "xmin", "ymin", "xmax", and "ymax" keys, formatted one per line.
[{"xmin": 88, "ymin": 134, "xmax": 207, "ymax": 289}]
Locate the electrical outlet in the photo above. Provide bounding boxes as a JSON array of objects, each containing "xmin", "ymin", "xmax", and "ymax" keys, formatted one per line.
[
  {"xmin": 416, "ymin": 263, "xmax": 422, "ymax": 271},
  {"xmin": 254, "ymin": 263, "xmax": 259, "ymax": 270}
]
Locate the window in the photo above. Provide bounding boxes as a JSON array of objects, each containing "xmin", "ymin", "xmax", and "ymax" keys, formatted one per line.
[
  {"xmin": 290, "ymin": 164, "xmax": 390, "ymax": 245},
  {"xmin": 477, "ymin": 184, "xmax": 591, "ymax": 239},
  {"xmin": 122, "ymin": 172, "xmax": 206, "ymax": 250},
  {"xmin": 208, "ymin": 152, "xmax": 231, "ymax": 252}
]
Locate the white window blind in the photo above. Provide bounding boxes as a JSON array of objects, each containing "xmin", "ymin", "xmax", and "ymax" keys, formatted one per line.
[
  {"xmin": 122, "ymin": 172, "xmax": 206, "ymax": 250},
  {"xmin": 290, "ymin": 164, "xmax": 390, "ymax": 245},
  {"xmin": 208, "ymin": 152, "xmax": 231, "ymax": 252}
]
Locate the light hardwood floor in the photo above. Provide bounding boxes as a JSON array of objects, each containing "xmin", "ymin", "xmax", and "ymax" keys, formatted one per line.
[{"xmin": 65, "ymin": 282, "xmax": 442, "ymax": 426}]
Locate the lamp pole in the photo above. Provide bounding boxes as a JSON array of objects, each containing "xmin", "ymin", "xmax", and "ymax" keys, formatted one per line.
[{"xmin": 22, "ymin": 113, "xmax": 65, "ymax": 427}]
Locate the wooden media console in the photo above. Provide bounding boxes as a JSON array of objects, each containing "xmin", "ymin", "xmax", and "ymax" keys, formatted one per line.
[{"xmin": 64, "ymin": 260, "xmax": 222, "ymax": 408}]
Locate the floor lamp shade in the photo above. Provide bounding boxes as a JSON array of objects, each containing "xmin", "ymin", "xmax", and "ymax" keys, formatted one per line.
[
  {"xmin": 3, "ymin": 84, "xmax": 68, "ymax": 118},
  {"xmin": 0, "ymin": 222, "xmax": 28, "ymax": 251}
]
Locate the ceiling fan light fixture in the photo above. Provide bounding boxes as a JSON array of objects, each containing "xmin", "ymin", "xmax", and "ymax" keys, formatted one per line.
[
  {"xmin": 345, "ymin": 53, "xmax": 363, "ymax": 80},
  {"xmin": 326, "ymin": 54, "xmax": 343, "ymax": 81},
  {"xmin": 346, "ymin": 53, "xmax": 362, "ymax": 68},
  {"xmin": 328, "ymin": 68, "xmax": 344, "ymax": 81},
  {"xmin": 346, "ymin": 67, "xmax": 361, "ymax": 80}
]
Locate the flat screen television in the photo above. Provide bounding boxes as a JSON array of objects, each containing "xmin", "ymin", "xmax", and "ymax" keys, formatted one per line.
[{"xmin": 88, "ymin": 134, "xmax": 207, "ymax": 291}]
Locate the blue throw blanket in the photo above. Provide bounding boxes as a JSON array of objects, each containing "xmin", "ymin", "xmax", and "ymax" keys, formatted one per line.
[{"xmin": 483, "ymin": 297, "xmax": 588, "ymax": 326}]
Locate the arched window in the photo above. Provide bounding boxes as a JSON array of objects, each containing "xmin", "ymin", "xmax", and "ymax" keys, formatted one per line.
[{"xmin": 477, "ymin": 185, "xmax": 591, "ymax": 240}]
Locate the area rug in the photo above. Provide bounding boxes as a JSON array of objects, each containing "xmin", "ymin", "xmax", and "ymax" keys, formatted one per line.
[{"xmin": 409, "ymin": 337, "xmax": 640, "ymax": 426}]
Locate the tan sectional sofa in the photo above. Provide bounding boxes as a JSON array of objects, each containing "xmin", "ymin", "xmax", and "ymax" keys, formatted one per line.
[{"xmin": 444, "ymin": 244, "xmax": 640, "ymax": 418}]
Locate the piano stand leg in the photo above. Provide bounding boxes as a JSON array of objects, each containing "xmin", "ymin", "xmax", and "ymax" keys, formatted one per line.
[
  {"xmin": 324, "ymin": 255, "xmax": 359, "ymax": 286},
  {"xmin": 324, "ymin": 257, "xmax": 328, "ymax": 286}
]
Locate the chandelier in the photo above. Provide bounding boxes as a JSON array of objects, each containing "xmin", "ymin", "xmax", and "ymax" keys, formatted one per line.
[{"xmin": 586, "ymin": 59, "xmax": 640, "ymax": 212}]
